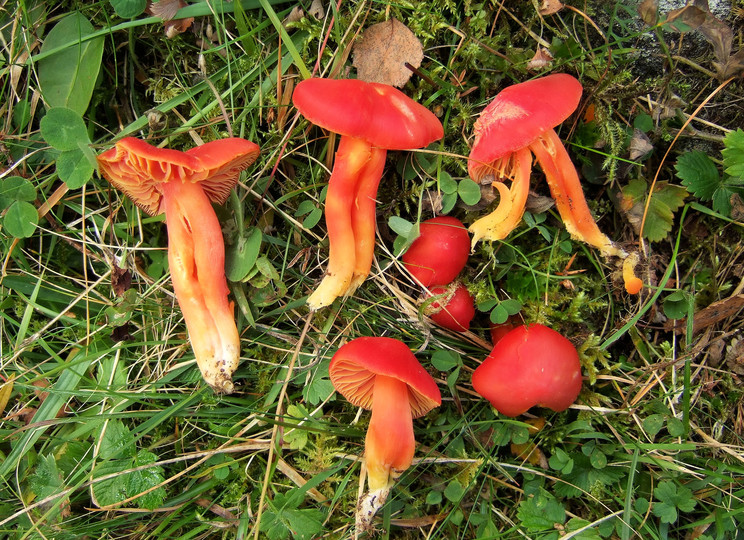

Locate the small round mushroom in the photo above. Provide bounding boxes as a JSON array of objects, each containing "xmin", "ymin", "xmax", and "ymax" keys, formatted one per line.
[
  {"xmin": 329, "ymin": 336, "xmax": 441, "ymax": 529},
  {"xmin": 468, "ymin": 74, "xmax": 642, "ymax": 293},
  {"xmin": 402, "ymin": 216, "xmax": 471, "ymax": 287},
  {"xmin": 97, "ymin": 137, "xmax": 260, "ymax": 394},
  {"xmin": 471, "ymin": 324, "xmax": 582, "ymax": 417},
  {"xmin": 293, "ymin": 78, "xmax": 444, "ymax": 309}
]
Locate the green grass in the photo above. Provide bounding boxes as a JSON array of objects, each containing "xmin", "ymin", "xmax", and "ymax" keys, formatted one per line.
[{"xmin": 2, "ymin": 0, "xmax": 744, "ymax": 539}]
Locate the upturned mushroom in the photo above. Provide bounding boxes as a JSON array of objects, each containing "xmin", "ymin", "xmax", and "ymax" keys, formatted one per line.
[
  {"xmin": 292, "ymin": 78, "xmax": 444, "ymax": 309},
  {"xmin": 471, "ymin": 323, "xmax": 582, "ymax": 417},
  {"xmin": 468, "ymin": 74, "xmax": 642, "ymax": 293},
  {"xmin": 97, "ymin": 137, "xmax": 260, "ymax": 394},
  {"xmin": 329, "ymin": 336, "xmax": 441, "ymax": 529}
]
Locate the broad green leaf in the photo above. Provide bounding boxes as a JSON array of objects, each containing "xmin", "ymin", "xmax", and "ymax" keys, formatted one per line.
[
  {"xmin": 40, "ymin": 107, "xmax": 90, "ymax": 151},
  {"xmin": 490, "ymin": 303, "xmax": 509, "ymax": 324},
  {"xmin": 28, "ymin": 454, "xmax": 69, "ymax": 520},
  {"xmin": 653, "ymin": 480, "xmax": 697, "ymax": 524},
  {"xmin": 444, "ymin": 479, "xmax": 465, "ymax": 502},
  {"xmin": 431, "ymin": 349, "xmax": 460, "ymax": 371},
  {"xmin": 722, "ymin": 128, "xmax": 744, "ymax": 178},
  {"xmin": 110, "ymin": 0, "xmax": 147, "ymax": 18},
  {"xmin": 57, "ymin": 148, "xmax": 95, "ymax": 189},
  {"xmin": 388, "ymin": 215, "xmax": 414, "ymax": 237},
  {"xmin": 633, "ymin": 113, "xmax": 654, "ymax": 133},
  {"xmin": 98, "ymin": 420, "xmax": 135, "ymax": 461},
  {"xmin": 0, "ymin": 176, "xmax": 36, "ymax": 210},
  {"xmin": 517, "ymin": 488, "xmax": 566, "ymax": 531},
  {"xmin": 663, "ymin": 290, "xmax": 691, "ymax": 320},
  {"xmin": 675, "ymin": 151, "xmax": 720, "ymax": 200},
  {"xmin": 127, "ymin": 450, "xmax": 166, "ymax": 510},
  {"xmin": 38, "ymin": 12, "xmax": 104, "ymax": 115},
  {"xmin": 226, "ymin": 227, "xmax": 262, "ymax": 282},
  {"xmin": 302, "ymin": 208, "xmax": 322, "ymax": 229},
  {"xmin": 458, "ymin": 178, "xmax": 481, "ymax": 205},
  {"xmin": 622, "ymin": 179, "xmax": 687, "ymax": 242},
  {"xmin": 3, "ymin": 201, "xmax": 39, "ymax": 238},
  {"xmin": 438, "ymin": 171, "xmax": 457, "ymax": 194}
]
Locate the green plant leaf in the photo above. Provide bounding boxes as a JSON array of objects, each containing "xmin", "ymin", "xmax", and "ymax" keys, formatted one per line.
[
  {"xmin": 388, "ymin": 215, "xmax": 414, "ymax": 237},
  {"xmin": 517, "ymin": 488, "xmax": 566, "ymax": 531},
  {"xmin": 3, "ymin": 201, "xmax": 39, "ymax": 238},
  {"xmin": 38, "ymin": 12, "xmax": 104, "ymax": 115},
  {"xmin": 431, "ymin": 349, "xmax": 460, "ymax": 371},
  {"xmin": 622, "ymin": 179, "xmax": 688, "ymax": 242},
  {"xmin": 0, "ymin": 176, "xmax": 36, "ymax": 210},
  {"xmin": 458, "ymin": 178, "xmax": 481, "ymax": 205},
  {"xmin": 439, "ymin": 171, "xmax": 457, "ymax": 194},
  {"xmin": 40, "ymin": 107, "xmax": 90, "ymax": 151},
  {"xmin": 110, "ymin": 0, "xmax": 147, "ymax": 18},
  {"xmin": 675, "ymin": 151, "xmax": 720, "ymax": 201},
  {"xmin": 663, "ymin": 290, "xmax": 692, "ymax": 320},
  {"xmin": 722, "ymin": 128, "xmax": 744, "ymax": 178},
  {"xmin": 226, "ymin": 227, "xmax": 262, "ymax": 282},
  {"xmin": 127, "ymin": 450, "xmax": 166, "ymax": 510},
  {"xmin": 57, "ymin": 148, "xmax": 95, "ymax": 189},
  {"xmin": 652, "ymin": 480, "xmax": 697, "ymax": 524}
]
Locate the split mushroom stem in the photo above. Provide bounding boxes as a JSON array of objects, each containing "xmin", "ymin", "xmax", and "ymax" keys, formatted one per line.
[
  {"xmin": 292, "ymin": 78, "xmax": 443, "ymax": 309},
  {"xmin": 469, "ymin": 147, "xmax": 532, "ymax": 249},
  {"xmin": 309, "ymin": 137, "xmax": 386, "ymax": 308},
  {"xmin": 161, "ymin": 180, "xmax": 239, "ymax": 394},
  {"xmin": 96, "ymin": 137, "xmax": 260, "ymax": 393},
  {"xmin": 365, "ymin": 375, "xmax": 415, "ymax": 493},
  {"xmin": 529, "ymin": 129, "xmax": 623, "ymax": 258}
]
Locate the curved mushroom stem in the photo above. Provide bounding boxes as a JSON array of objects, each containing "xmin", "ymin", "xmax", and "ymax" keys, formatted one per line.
[
  {"xmin": 529, "ymin": 129, "xmax": 624, "ymax": 259},
  {"xmin": 469, "ymin": 147, "xmax": 532, "ymax": 249},
  {"xmin": 623, "ymin": 251, "xmax": 644, "ymax": 294},
  {"xmin": 161, "ymin": 180, "xmax": 239, "ymax": 394},
  {"xmin": 349, "ymin": 147, "xmax": 387, "ymax": 294},
  {"xmin": 307, "ymin": 136, "xmax": 375, "ymax": 310},
  {"xmin": 357, "ymin": 374, "xmax": 415, "ymax": 530}
]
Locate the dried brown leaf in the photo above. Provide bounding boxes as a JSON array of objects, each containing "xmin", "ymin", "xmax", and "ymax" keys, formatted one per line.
[
  {"xmin": 111, "ymin": 263, "xmax": 132, "ymax": 297},
  {"xmin": 629, "ymin": 129, "xmax": 654, "ymax": 161},
  {"xmin": 526, "ymin": 47, "xmax": 554, "ymax": 70},
  {"xmin": 538, "ymin": 0, "xmax": 564, "ymax": 16},
  {"xmin": 638, "ymin": 0, "xmax": 658, "ymax": 26},
  {"xmin": 147, "ymin": 0, "xmax": 193, "ymax": 38},
  {"xmin": 665, "ymin": 294, "xmax": 744, "ymax": 334},
  {"xmin": 715, "ymin": 48, "xmax": 744, "ymax": 80},
  {"xmin": 352, "ymin": 18, "xmax": 424, "ymax": 88},
  {"xmin": 666, "ymin": 5, "xmax": 707, "ymax": 32},
  {"xmin": 699, "ymin": 14, "xmax": 733, "ymax": 65}
]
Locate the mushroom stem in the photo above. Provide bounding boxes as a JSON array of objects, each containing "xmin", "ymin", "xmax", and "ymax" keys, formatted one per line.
[
  {"xmin": 349, "ymin": 147, "xmax": 387, "ymax": 293},
  {"xmin": 357, "ymin": 374, "xmax": 415, "ymax": 529},
  {"xmin": 307, "ymin": 136, "xmax": 374, "ymax": 310},
  {"xmin": 469, "ymin": 147, "xmax": 532, "ymax": 248},
  {"xmin": 160, "ymin": 180, "xmax": 239, "ymax": 394},
  {"xmin": 529, "ymin": 129, "xmax": 624, "ymax": 258}
]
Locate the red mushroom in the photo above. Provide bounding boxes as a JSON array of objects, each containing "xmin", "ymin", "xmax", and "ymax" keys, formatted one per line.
[
  {"xmin": 329, "ymin": 336, "xmax": 441, "ymax": 529},
  {"xmin": 402, "ymin": 216, "xmax": 471, "ymax": 287},
  {"xmin": 471, "ymin": 324, "xmax": 582, "ymax": 417},
  {"xmin": 425, "ymin": 283, "xmax": 475, "ymax": 332},
  {"xmin": 468, "ymin": 74, "xmax": 642, "ymax": 293},
  {"xmin": 292, "ymin": 78, "xmax": 443, "ymax": 309},
  {"xmin": 97, "ymin": 137, "xmax": 260, "ymax": 394}
]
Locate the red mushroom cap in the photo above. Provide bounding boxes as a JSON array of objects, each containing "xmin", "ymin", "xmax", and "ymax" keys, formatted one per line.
[
  {"xmin": 468, "ymin": 74, "xmax": 582, "ymax": 180},
  {"xmin": 426, "ymin": 283, "xmax": 476, "ymax": 333},
  {"xmin": 471, "ymin": 324, "xmax": 582, "ymax": 417},
  {"xmin": 329, "ymin": 336, "xmax": 441, "ymax": 418},
  {"xmin": 292, "ymin": 78, "xmax": 444, "ymax": 150},
  {"xmin": 402, "ymin": 216, "xmax": 471, "ymax": 287},
  {"xmin": 97, "ymin": 137, "xmax": 260, "ymax": 215}
]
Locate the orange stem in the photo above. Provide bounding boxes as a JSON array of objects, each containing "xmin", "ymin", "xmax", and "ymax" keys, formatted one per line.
[
  {"xmin": 469, "ymin": 147, "xmax": 532, "ymax": 248},
  {"xmin": 307, "ymin": 136, "xmax": 374, "ymax": 309},
  {"xmin": 160, "ymin": 180, "xmax": 239, "ymax": 394},
  {"xmin": 529, "ymin": 129, "xmax": 622, "ymax": 258},
  {"xmin": 349, "ymin": 147, "xmax": 387, "ymax": 293},
  {"xmin": 365, "ymin": 375, "xmax": 415, "ymax": 492}
]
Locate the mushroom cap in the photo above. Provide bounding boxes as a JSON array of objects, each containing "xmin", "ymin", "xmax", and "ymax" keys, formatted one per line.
[
  {"xmin": 292, "ymin": 78, "xmax": 444, "ymax": 150},
  {"xmin": 97, "ymin": 137, "xmax": 260, "ymax": 216},
  {"xmin": 471, "ymin": 324, "xmax": 582, "ymax": 417},
  {"xmin": 468, "ymin": 74, "xmax": 582, "ymax": 180},
  {"xmin": 329, "ymin": 337, "xmax": 441, "ymax": 418}
]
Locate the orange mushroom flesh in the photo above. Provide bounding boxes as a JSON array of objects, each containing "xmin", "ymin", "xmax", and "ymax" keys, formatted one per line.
[
  {"xmin": 97, "ymin": 137, "xmax": 260, "ymax": 393},
  {"xmin": 329, "ymin": 337, "xmax": 441, "ymax": 529},
  {"xmin": 293, "ymin": 78, "xmax": 443, "ymax": 309},
  {"xmin": 468, "ymin": 74, "xmax": 641, "ymax": 293}
]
